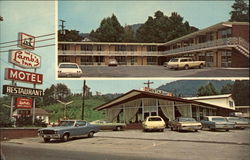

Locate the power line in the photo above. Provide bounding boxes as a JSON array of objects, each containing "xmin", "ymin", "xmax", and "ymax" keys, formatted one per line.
[
  {"xmin": 0, "ymin": 43, "xmax": 55, "ymax": 52},
  {"xmin": 0, "ymin": 38, "xmax": 55, "ymax": 49},
  {"xmin": 0, "ymin": 33, "xmax": 55, "ymax": 45}
]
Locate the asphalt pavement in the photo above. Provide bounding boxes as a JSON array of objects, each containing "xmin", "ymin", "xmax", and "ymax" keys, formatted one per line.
[
  {"xmin": 76, "ymin": 66, "xmax": 249, "ymax": 78},
  {"xmin": 2, "ymin": 129, "xmax": 250, "ymax": 160}
]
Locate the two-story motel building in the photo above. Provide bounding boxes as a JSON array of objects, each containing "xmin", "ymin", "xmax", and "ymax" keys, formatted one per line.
[{"xmin": 58, "ymin": 21, "xmax": 249, "ymax": 68}]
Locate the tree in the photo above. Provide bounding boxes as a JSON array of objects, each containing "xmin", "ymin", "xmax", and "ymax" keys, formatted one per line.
[
  {"xmin": 232, "ymin": 80, "xmax": 249, "ymax": 105},
  {"xmin": 90, "ymin": 14, "xmax": 125, "ymax": 42},
  {"xmin": 58, "ymin": 29, "xmax": 83, "ymax": 42},
  {"xmin": 229, "ymin": 0, "xmax": 249, "ymax": 22},
  {"xmin": 136, "ymin": 11, "xmax": 198, "ymax": 43},
  {"xmin": 220, "ymin": 83, "xmax": 233, "ymax": 94},
  {"xmin": 122, "ymin": 25, "xmax": 136, "ymax": 42},
  {"xmin": 43, "ymin": 83, "xmax": 72, "ymax": 106},
  {"xmin": 197, "ymin": 82, "xmax": 218, "ymax": 96}
]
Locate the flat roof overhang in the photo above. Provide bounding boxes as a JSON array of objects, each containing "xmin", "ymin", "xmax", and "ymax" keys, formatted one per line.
[{"xmin": 94, "ymin": 89, "xmax": 235, "ymax": 112}]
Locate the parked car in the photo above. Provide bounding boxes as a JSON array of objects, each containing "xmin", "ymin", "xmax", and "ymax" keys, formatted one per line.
[
  {"xmin": 201, "ymin": 116, "xmax": 235, "ymax": 131},
  {"xmin": 108, "ymin": 59, "xmax": 118, "ymax": 66},
  {"xmin": 142, "ymin": 116, "xmax": 166, "ymax": 132},
  {"xmin": 58, "ymin": 63, "xmax": 83, "ymax": 77},
  {"xmin": 168, "ymin": 117, "xmax": 202, "ymax": 132},
  {"xmin": 166, "ymin": 58, "xmax": 205, "ymax": 70},
  {"xmin": 38, "ymin": 120, "xmax": 100, "ymax": 143},
  {"xmin": 226, "ymin": 117, "xmax": 250, "ymax": 129},
  {"xmin": 90, "ymin": 120, "xmax": 126, "ymax": 131}
]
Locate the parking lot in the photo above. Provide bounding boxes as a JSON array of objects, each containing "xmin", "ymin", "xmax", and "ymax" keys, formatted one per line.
[
  {"xmin": 77, "ymin": 66, "xmax": 249, "ymax": 77},
  {"xmin": 2, "ymin": 129, "xmax": 250, "ymax": 160}
]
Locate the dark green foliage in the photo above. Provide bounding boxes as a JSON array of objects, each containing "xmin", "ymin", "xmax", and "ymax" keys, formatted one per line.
[
  {"xmin": 230, "ymin": 0, "xmax": 249, "ymax": 22},
  {"xmin": 43, "ymin": 83, "xmax": 72, "ymax": 106},
  {"xmin": 90, "ymin": 14, "xmax": 125, "ymax": 42},
  {"xmin": 157, "ymin": 80, "xmax": 233, "ymax": 97},
  {"xmin": 58, "ymin": 29, "xmax": 83, "ymax": 42},
  {"xmin": 232, "ymin": 80, "xmax": 250, "ymax": 105},
  {"xmin": 42, "ymin": 96, "xmax": 107, "ymax": 122},
  {"xmin": 0, "ymin": 96, "xmax": 12, "ymax": 127},
  {"xmin": 136, "ymin": 11, "xmax": 198, "ymax": 43},
  {"xmin": 220, "ymin": 83, "xmax": 233, "ymax": 94},
  {"xmin": 197, "ymin": 82, "xmax": 218, "ymax": 96}
]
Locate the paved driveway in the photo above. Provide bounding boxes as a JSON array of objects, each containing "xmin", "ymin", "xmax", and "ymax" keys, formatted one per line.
[
  {"xmin": 76, "ymin": 66, "xmax": 249, "ymax": 78},
  {"xmin": 2, "ymin": 129, "xmax": 250, "ymax": 160}
]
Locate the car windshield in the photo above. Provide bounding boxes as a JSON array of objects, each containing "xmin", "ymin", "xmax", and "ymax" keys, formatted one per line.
[
  {"xmin": 212, "ymin": 118, "xmax": 227, "ymax": 122},
  {"xmin": 59, "ymin": 64, "xmax": 78, "ymax": 68},
  {"xmin": 148, "ymin": 117, "xmax": 162, "ymax": 121},
  {"xmin": 227, "ymin": 117, "xmax": 240, "ymax": 121},
  {"xmin": 59, "ymin": 121, "xmax": 75, "ymax": 127},
  {"xmin": 179, "ymin": 117, "xmax": 196, "ymax": 122},
  {"xmin": 170, "ymin": 58, "xmax": 178, "ymax": 62},
  {"xmin": 240, "ymin": 118, "xmax": 250, "ymax": 122}
]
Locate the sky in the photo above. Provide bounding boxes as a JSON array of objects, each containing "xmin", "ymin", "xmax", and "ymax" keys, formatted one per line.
[
  {"xmin": 0, "ymin": 1, "xmax": 236, "ymax": 97},
  {"xmin": 58, "ymin": 1, "xmax": 233, "ymax": 33}
]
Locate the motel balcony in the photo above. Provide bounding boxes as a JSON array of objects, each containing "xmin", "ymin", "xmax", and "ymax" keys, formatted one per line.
[
  {"xmin": 58, "ymin": 50, "xmax": 162, "ymax": 57},
  {"xmin": 162, "ymin": 37, "xmax": 249, "ymax": 57}
]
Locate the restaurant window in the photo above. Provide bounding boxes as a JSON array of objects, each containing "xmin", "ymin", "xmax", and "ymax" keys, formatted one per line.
[
  {"xmin": 221, "ymin": 51, "xmax": 232, "ymax": 67},
  {"xmin": 205, "ymin": 52, "xmax": 214, "ymax": 67}
]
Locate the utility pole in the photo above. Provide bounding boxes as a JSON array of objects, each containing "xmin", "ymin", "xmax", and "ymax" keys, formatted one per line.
[
  {"xmin": 82, "ymin": 80, "xmax": 86, "ymax": 120},
  {"xmin": 59, "ymin": 19, "xmax": 66, "ymax": 40},
  {"xmin": 144, "ymin": 80, "xmax": 154, "ymax": 88}
]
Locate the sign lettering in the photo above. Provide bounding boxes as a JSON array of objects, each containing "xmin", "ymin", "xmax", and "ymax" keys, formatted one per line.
[
  {"xmin": 16, "ymin": 97, "xmax": 33, "ymax": 109},
  {"xmin": 9, "ymin": 50, "xmax": 41, "ymax": 69},
  {"xmin": 2, "ymin": 85, "xmax": 44, "ymax": 97},
  {"xmin": 144, "ymin": 87, "xmax": 173, "ymax": 96},
  {"xmin": 5, "ymin": 68, "xmax": 43, "ymax": 84}
]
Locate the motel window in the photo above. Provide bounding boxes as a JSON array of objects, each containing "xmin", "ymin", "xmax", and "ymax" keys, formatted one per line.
[
  {"xmin": 205, "ymin": 52, "xmax": 214, "ymax": 67},
  {"xmin": 219, "ymin": 28, "xmax": 232, "ymax": 38},
  {"xmin": 115, "ymin": 45, "xmax": 126, "ymax": 51},
  {"xmin": 221, "ymin": 51, "xmax": 232, "ymax": 67},
  {"xmin": 127, "ymin": 45, "xmax": 137, "ymax": 51},
  {"xmin": 147, "ymin": 46, "xmax": 157, "ymax": 51},
  {"xmin": 96, "ymin": 45, "xmax": 103, "ymax": 51},
  {"xmin": 147, "ymin": 57, "xmax": 157, "ymax": 65},
  {"xmin": 60, "ymin": 56, "xmax": 70, "ymax": 62},
  {"xmin": 61, "ymin": 44, "xmax": 70, "ymax": 51},
  {"xmin": 81, "ymin": 45, "xmax": 93, "ymax": 51}
]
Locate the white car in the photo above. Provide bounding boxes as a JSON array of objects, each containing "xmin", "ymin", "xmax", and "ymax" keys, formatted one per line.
[
  {"xmin": 142, "ymin": 116, "xmax": 166, "ymax": 132},
  {"xmin": 58, "ymin": 63, "xmax": 82, "ymax": 77},
  {"xmin": 108, "ymin": 59, "xmax": 118, "ymax": 66}
]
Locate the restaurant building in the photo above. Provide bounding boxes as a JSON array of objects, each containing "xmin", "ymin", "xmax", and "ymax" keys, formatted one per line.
[
  {"xmin": 94, "ymin": 88, "xmax": 236, "ymax": 128},
  {"xmin": 58, "ymin": 21, "xmax": 249, "ymax": 68}
]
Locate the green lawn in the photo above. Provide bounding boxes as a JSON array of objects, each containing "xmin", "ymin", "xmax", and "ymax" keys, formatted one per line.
[{"xmin": 42, "ymin": 96, "xmax": 106, "ymax": 122}]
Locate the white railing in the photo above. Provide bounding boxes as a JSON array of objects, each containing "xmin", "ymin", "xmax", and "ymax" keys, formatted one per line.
[
  {"xmin": 162, "ymin": 37, "xmax": 249, "ymax": 55},
  {"xmin": 58, "ymin": 37, "xmax": 249, "ymax": 57},
  {"xmin": 58, "ymin": 50, "xmax": 161, "ymax": 56}
]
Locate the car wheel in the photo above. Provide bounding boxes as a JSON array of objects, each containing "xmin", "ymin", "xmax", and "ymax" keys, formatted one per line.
[
  {"xmin": 143, "ymin": 129, "xmax": 147, "ymax": 132},
  {"xmin": 170, "ymin": 127, "xmax": 173, "ymax": 131},
  {"xmin": 43, "ymin": 138, "xmax": 50, "ymax": 143},
  {"xmin": 88, "ymin": 131, "xmax": 94, "ymax": 138},
  {"xmin": 62, "ymin": 133, "xmax": 69, "ymax": 142},
  {"xmin": 184, "ymin": 65, "xmax": 189, "ymax": 70},
  {"xmin": 199, "ymin": 64, "xmax": 204, "ymax": 69},
  {"xmin": 161, "ymin": 129, "xmax": 164, "ymax": 132},
  {"xmin": 225, "ymin": 129, "xmax": 229, "ymax": 132},
  {"xmin": 194, "ymin": 129, "xmax": 198, "ymax": 132},
  {"xmin": 116, "ymin": 126, "xmax": 122, "ymax": 131}
]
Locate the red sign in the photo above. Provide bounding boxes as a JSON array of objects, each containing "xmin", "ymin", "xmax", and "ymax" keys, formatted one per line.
[
  {"xmin": 16, "ymin": 97, "xmax": 33, "ymax": 109},
  {"xmin": 18, "ymin": 32, "xmax": 35, "ymax": 50},
  {"xmin": 9, "ymin": 50, "xmax": 41, "ymax": 69},
  {"xmin": 5, "ymin": 68, "xmax": 43, "ymax": 84}
]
